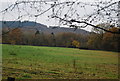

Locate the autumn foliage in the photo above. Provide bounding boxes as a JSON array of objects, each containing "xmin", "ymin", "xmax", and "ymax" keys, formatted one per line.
[
  {"xmin": 2, "ymin": 28, "xmax": 22, "ymax": 45},
  {"xmin": 87, "ymin": 27, "xmax": 120, "ymax": 51},
  {"xmin": 2, "ymin": 27, "xmax": 119, "ymax": 51},
  {"xmin": 72, "ymin": 40, "xmax": 80, "ymax": 48}
]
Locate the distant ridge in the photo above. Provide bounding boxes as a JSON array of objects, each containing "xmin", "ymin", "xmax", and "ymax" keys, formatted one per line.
[
  {"xmin": 1, "ymin": 21, "xmax": 90, "ymax": 35},
  {"xmin": 0, "ymin": 21, "xmax": 47, "ymax": 28}
]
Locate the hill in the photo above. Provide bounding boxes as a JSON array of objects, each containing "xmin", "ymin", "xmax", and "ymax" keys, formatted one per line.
[
  {"xmin": 2, "ymin": 44, "xmax": 118, "ymax": 79},
  {"xmin": 1, "ymin": 21, "xmax": 90, "ymax": 35}
]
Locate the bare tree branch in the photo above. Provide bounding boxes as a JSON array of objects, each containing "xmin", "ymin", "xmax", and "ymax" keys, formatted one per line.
[
  {"xmin": 53, "ymin": 16, "xmax": 120, "ymax": 34},
  {"xmin": 1, "ymin": 0, "xmax": 120, "ymax": 35}
]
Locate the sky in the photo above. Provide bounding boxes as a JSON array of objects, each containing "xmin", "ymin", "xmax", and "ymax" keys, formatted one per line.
[{"xmin": 0, "ymin": 0, "xmax": 119, "ymax": 31}]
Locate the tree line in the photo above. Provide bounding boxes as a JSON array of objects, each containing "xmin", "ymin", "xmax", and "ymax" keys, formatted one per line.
[{"xmin": 2, "ymin": 27, "xmax": 120, "ymax": 52}]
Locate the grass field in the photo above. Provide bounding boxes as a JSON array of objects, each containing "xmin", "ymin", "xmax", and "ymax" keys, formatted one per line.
[{"xmin": 2, "ymin": 44, "xmax": 118, "ymax": 79}]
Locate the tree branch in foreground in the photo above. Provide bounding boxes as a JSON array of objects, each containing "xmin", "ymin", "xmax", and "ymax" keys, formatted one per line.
[{"xmin": 53, "ymin": 16, "xmax": 120, "ymax": 34}]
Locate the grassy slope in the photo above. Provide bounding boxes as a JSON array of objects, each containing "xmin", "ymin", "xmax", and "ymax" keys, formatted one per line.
[{"xmin": 2, "ymin": 44, "xmax": 118, "ymax": 79}]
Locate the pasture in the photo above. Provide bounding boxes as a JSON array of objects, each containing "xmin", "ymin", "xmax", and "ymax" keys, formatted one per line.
[{"xmin": 2, "ymin": 44, "xmax": 118, "ymax": 79}]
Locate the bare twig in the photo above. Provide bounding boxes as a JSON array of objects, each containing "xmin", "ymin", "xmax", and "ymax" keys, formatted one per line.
[{"xmin": 53, "ymin": 16, "xmax": 120, "ymax": 34}]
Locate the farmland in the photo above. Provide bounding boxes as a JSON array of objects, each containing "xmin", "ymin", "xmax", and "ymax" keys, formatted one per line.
[{"xmin": 2, "ymin": 44, "xmax": 118, "ymax": 79}]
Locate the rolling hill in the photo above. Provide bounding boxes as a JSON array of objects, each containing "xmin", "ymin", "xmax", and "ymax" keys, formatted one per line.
[{"xmin": 1, "ymin": 21, "xmax": 90, "ymax": 35}]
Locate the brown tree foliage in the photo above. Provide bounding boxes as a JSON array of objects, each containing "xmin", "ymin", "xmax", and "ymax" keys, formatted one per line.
[
  {"xmin": 102, "ymin": 27, "xmax": 120, "ymax": 51},
  {"xmin": 8, "ymin": 28, "xmax": 22, "ymax": 44},
  {"xmin": 87, "ymin": 27, "xmax": 120, "ymax": 51}
]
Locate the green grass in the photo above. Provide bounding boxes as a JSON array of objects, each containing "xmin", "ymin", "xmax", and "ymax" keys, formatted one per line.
[{"xmin": 2, "ymin": 44, "xmax": 118, "ymax": 79}]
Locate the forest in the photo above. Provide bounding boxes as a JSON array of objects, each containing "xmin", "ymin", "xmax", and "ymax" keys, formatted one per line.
[{"xmin": 2, "ymin": 25, "xmax": 120, "ymax": 52}]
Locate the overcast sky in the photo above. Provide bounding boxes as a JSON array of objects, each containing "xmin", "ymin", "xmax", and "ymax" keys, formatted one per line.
[{"xmin": 0, "ymin": 0, "xmax": 119, "ymax": 31}]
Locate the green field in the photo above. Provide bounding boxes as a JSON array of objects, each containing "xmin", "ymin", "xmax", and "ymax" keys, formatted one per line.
[{"xmin": 2, "ymin": 44, "xmax": 118, "ymax": 79}]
